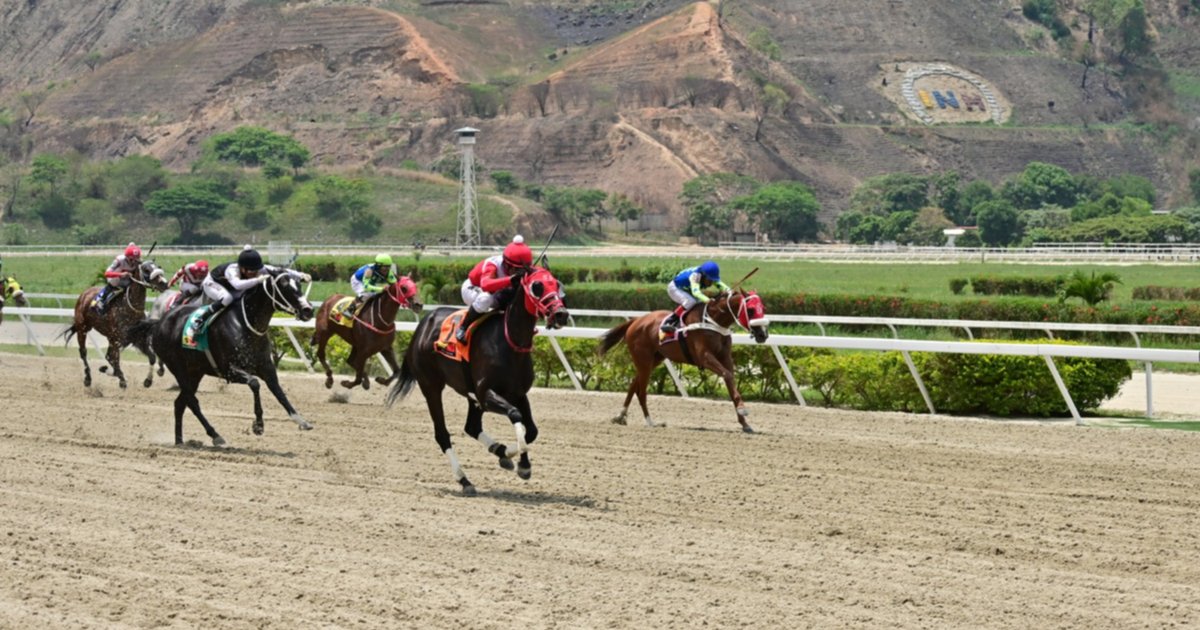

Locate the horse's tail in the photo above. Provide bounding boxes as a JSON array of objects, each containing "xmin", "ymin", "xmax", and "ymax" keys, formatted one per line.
[
  {"xmin": 57, "ymin": 322, "xmax": 80, "ymax": 347},
  {"xmin": 385, "ymin": 339, "xmax": 418, "ymax": 407},
  {"xmin": 597, "ymin": 319, "xmax": 634, "ymax": 356},
  {"xmin": 126, "ymin": 318, "xmax": 158, "ymax": 357}
]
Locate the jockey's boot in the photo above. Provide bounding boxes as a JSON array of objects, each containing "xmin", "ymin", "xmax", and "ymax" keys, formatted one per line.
[
  {"xmin": 194, "ymin": 304, "xmax": 223, "ymax": 332},
  {"xmin": 455, "ymin": 307, "xmax": 484, "ymax": 344},
  {"xmin": 97, "ymin": 287, "xmax": 118, "ymax": 314},
  {"xmin": 660, "ymin": 306, "xmax": 686, "ymax": 333}
]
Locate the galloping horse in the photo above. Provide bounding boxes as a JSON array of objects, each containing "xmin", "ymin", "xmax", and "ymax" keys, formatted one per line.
[
  {"xmin": 0, "ymin": 274, "xmax": 28, "ymax": 326},
  {"xmin": 63, "ymin": 258, "xmax": 168, "ymax": 388},
  {"xmin": 312, "ymin": 277, "xmax": 422, "ymax": 390},
  {"xmin": 597, "ymin": 289, "xmax": 769, "ymax": 433},
  {"xmin": 127, "ymin": 268, "xmax": 315, "ymax": 446},
  {"xmin": 386, "ymin": 267, "xmax": 570, "ymax": 496},
  {"xmin": 150, "ymin": 289, "xmax": 204, "ymax": 320}
]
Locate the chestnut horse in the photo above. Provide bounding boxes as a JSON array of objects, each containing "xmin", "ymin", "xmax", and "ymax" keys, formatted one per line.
[
  {"xmin": 312, "ymin": 277, "xmax": 422, "ymax": 390},
  {"xmin": 597, "ymin": 290, "xmax": 769, "ymax": 433},
  {"xmin": 62, "ymin": 258, "xmax": 168, "ymax": 389},
  {"xmin": 386, "ymin": 267, "xmax": 570, "ymax": 496}
]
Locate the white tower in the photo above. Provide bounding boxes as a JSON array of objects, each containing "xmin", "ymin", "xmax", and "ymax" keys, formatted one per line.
[{"xmin": 454, "ymin": 127, "xmax": 480, "ymax": 247}]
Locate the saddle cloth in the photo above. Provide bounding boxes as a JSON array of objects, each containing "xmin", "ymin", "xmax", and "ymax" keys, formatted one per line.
[
  {"xmin": 433, "ymin": 309, "xmax": 492, "ymax": 362},
  {"xmin": 329, "ymin": 296, "xmax": 360, "ymax": 328},
  {"xmin": 182, "ymin": 305, "xmax": 214, "ymax": 351}
]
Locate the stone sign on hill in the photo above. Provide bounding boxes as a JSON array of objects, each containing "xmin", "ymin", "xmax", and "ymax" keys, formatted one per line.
[{"xmin": 878, "ymin": 63, "xmax": 1011, "ymax": 125}]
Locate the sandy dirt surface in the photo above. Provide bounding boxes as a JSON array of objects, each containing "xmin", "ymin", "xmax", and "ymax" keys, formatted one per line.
[{"xmin": 2, "ymin": 353, "xmax": 1200, "ymax": 628}]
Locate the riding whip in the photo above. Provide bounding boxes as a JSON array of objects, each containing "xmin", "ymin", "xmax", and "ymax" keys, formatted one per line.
[
  {"xmin": 534, "ymin": 223, "xmax": 560, "ymax": 269},
  {"xmin": 732, "ymin": 267, "xmax": 759, "ymax": 292}
]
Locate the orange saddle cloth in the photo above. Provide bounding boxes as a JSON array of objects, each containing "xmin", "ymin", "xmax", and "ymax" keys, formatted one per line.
[{"xmin": 434, "ymin": 310, "xmax": 492, "ymax": 362}]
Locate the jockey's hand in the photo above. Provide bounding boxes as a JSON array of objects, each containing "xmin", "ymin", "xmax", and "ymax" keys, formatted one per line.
[
  {"xmin": 698, "ymin": 295, "xmax": 711, "ymax": 304},
  {"xmin": 509, "ymin": 271, "xmax": 527, "ymax": 287},
  {"xmin": 298, "ymin": 272, "xmax": 312, "ymax": 282},
  {"xmin": 121, "ymin": 271, "xmax": 132, "ymax": 278}
]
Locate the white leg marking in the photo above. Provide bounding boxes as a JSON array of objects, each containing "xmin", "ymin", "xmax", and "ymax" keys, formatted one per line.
[
  {"xmin": 476, "ymin": 431, "xmax": 497, "ymax": 449},
  {"xmin": 446, "ymin": 448, "xmax": 464, "ymax": 481},
  {"xmin": 644, "ymin": 415, "xmax": 657, "ymax": 428},
  {"xmin": 513, "ymin": 422, "xmax": 528, "ymax": 455}
]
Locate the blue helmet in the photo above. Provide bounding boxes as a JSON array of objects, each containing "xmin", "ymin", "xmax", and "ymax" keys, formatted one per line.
[{"xmin": 699, "ymin": 261, "xmax": 720, "ymax": 280}]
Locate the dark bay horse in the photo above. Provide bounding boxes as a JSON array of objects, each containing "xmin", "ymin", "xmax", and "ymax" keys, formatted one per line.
[
  {"xmin": 312, "ymin": 277, "xmax": 421, "ymax": 390},
  {"xmin": 386, "ymin": 267, "xmax": 569, "ymax": 496},
  {"xmin": 128, "ymin": 268, "xmax": 315, "ymax": 446},
  {"xmin": 63, "ymin": 259, "xmax": 168, "ymax": 388},
  {"xmin": 597, "ymin": 290, "xmax": 769, "ymax": 433}
]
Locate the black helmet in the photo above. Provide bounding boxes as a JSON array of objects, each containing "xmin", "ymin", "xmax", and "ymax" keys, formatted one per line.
[{"xmin": 238, "ymin": 248, "xmax": 264, "ymax": 271}]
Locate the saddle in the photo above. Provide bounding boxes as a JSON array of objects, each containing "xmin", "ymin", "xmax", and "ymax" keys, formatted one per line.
[
  {"xmin": 433, "ymin": 309, "xmax": 493, "ymax": 362},
  {"xmin": 182, "ymin": 305, "xmax": 215, "ymax": 351},
  {"xmin": 329, "ymin": 296, "xmax": 362, "ymax": 328}
]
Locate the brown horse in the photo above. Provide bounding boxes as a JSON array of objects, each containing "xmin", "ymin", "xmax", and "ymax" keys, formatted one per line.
[
  {"xmin": 597, "ymin": 290, "xmax": 770, "ymax": 433},
  {"xmin": 312, "ymin": 277, "xmax": 422, "ymax": 390},
  {"xmin": 62, "ymin": 259, "xmax": 168, "ymax": 388}
]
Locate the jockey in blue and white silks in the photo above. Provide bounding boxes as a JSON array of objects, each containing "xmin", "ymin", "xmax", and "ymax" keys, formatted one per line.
[
  {"xmin": 350, "ymin": 253, "xmax": 397, "ymax": 308},
  {"xmin": 662, "ymin": 261, "xmax": 730, "ymax": 332}
]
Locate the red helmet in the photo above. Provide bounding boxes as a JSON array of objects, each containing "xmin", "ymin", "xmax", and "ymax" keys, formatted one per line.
[
  {"xmin": 124, "ymin": 243, "xmax": 142, "ymax": 259},
  {"xmin": 502, "ymin": 235, "xmax": 533, "ymax": 270},
  {"xmin": 194, "ymin": 260, "xmax": 209, "ymax": 275}
]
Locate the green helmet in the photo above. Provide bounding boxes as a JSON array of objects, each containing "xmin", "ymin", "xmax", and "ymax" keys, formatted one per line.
[{"xmin": 375, "ymin": 253, "xmax": 393, "ymax": 266}]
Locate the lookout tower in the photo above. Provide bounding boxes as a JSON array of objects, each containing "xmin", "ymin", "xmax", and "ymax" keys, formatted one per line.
[{"xmin": 454, "ymin": 127, "xmax": 480, "ymax": 247}]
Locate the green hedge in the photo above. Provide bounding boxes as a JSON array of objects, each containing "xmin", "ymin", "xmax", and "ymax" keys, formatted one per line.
[
  {"xmin": 965, "ymin": 275, "xmax": 1064, "ymax": 297},
  {"xmin": 1132, "ymin": 286, "xmax": 1200, "ymax": 301}
]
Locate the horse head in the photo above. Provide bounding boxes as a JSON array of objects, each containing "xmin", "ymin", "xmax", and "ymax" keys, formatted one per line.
[
  {"xmin": 718, "ymin": 290, "xmax": 769, "ymax": 343},
  {"xmin": 266, "ymin": 268, "xmax": 314, "ymax": 322},
  {"xmin": 387, "ymin": 276, "xmax": 422, "ymax": 313},
  {"xmin": 139, "ymin": 259, "xmax": 169, "ymax": 291},
  {"xmin": 3, "ymin": 277, "xmax": 26, "ymax": 307},
  {"xmin": 520, "ymin": 266, "xmax": 569, "ymax": 329}
]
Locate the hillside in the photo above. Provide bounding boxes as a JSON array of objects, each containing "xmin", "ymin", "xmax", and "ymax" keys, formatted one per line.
[{"xmin": 1, "ymin": 0, "xmax": 1198, "ymax": 236}]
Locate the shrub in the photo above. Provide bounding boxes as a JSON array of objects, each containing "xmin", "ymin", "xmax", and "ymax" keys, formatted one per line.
[{"xmin": 949, "ymin": 278, "xmax": 969, "ymax": 295}]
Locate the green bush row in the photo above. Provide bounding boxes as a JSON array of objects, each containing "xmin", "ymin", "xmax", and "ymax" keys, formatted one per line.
[
  {"xmin": 294, "ymin": 257, "xmax": 678, "ymax": 286},
  {"xmin": 952, "ymin": 275, "xmax": 1064, "ymax": 297},
  {"xmin": 1132, "ymin": 286, "xmax": 1200, "ymax": 301}
]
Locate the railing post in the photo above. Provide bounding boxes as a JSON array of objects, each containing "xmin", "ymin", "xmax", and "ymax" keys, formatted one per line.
[
  {"xmin": 901, "ymin": 351, "xmax": 936, "ymax": 414},
  {"xmin": 1145, "ymin": 362, "xmax": 1154, "ymax": 419},
  {"xmin": 663, "ymin": 359, "xmax": 689, "ymax": 398},
  {"xmin": 1043, "ymin": 356, "xmax": 1082, "ymax": 425},
  {"xmin": 770, "ymin": 344, "xmax": 805, "ymax": 406},
  {"xmin": 547, "ymin": 335, "xmax": 582, "ymax": 391},
  {"xmin": 282, "ymin": 327, "xmax": 314, "ymax": 373},
  {"xmin": 18, "ymin": 314, "xmax": 45, "ymax": 356}
]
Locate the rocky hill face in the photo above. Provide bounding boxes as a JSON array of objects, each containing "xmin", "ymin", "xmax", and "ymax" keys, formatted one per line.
[{"xmin": 2, "ymin": 0, "xmax": 1197, "ymax": 231}]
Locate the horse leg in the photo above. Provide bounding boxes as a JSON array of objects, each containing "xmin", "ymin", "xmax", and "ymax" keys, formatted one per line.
[
  {"xmin": 261, "ymin": 370, "xmax": 314, "ymax": 432},
  {"xmin": 76, "ymin": 328, "xmax": 92, "ymax": 387},
  {"xmin": 375, "ymin": 347, "xmax": 401, "ymax": 386},
  {"xmin": 226, "ymin": 368, "xmax": 266, "ymax": 435},
  {"xmin": 185, "ymin": 395, "xmax": 224, "ymax": 447},
  {"xmin": 512, "ymin": 396, "xmax": 538, "ymax": 480},
  {"xmin": 420, "ymin": 381, "xmax": 474, "ymax": 496},
  {"xmin": 700, "ymin": 351, "xmax": 753, "ymax": 434},
  {"xmin": 481, "ymin": 390, "xmax": 532, "ymax": 480},
  {"xmin": 106, "ymin": 344, "xmax": 127, "ymax": 389},
  {"xmin": 339, "ymin": 347, "xmax": 362, "ymax": 389},
  {"xmin": 143, "ymin": 350, "xmax": 156, "ymax": 389},
  {"xmin": 314, "ymin": 332, "xmax": 334, "ymax": 389},
  {"xmin": 462, "ymin": 402, "xmax": 515, "ymax": 471}
]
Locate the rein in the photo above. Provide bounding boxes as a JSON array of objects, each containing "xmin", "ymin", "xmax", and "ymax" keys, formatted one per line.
[
  {"xmin": 350, "ymin": 282, "xmax": 408, "ymax": 335},
  {"xmin": 242, "ymin": 274, "xmax": 302, "ymax": 336}
]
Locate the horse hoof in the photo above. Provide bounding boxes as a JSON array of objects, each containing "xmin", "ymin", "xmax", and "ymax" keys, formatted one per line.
[
  {"xmin": 253, "ymin": 423, "xmax": 264, "ymax": 436},
  {"xmin": 212, "ymin": 436, "xmax": 226, "ymax": 447},
  {"xmin": 298, "ymin": 421, "xmax": 314, "ymax": 431},
  {"xmin": 324, "ymin": 380, "xmax": 333, "ymax": 390},
  {"xmin": 340, "ymin": 381, "xmax": 355, "ymax": 389},
  {"xmin": 459, "ymin": 479, "xmax": 477, "ymax": 496},
  {"xmin": 362, "ymin": 380, "xmax": 370, "ymax": 391},
  {"xmin": 84, "ymin": 377, "xmax": 91, "ymax": 387},
  {"xmin": 374, "ymin": 377, "xmax": 389, "ymax": 386},
  {"xmin": 119, "ymin": 381, "xmax": 127, "ymax": 390},
  {"xmin": 611, "ymin": 416, "xmax": 627, "ymax": 426},
  {"xmin": 498, "ymin": 457, "xmax": 515, "ymax": 471},
  {"xmin": 143, "ymin": 379, "xmax": 153, "ymax": 388},
  {"xmin": 517, "ymin": 466, "xmax": 532, "ymax": 481},
  {"xmin": 99, "ymin": 366, "xmax": 108, "ymax": 374},
  {"xmin": 742, "ymin": 424, "xmax": 756, "ymax": 434}
]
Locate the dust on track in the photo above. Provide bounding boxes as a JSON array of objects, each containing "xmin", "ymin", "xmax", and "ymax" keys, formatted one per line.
[{"xmin": 1, "ymin": 353, "xmax": 1198, "ymax": 628}]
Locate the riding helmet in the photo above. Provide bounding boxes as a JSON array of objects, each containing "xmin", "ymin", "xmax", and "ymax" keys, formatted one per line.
[
  {"xmin": 194, "ymin": 260, "xmax": 209, "ymax": 275},
  {"xmin": 699, "ymin": 260, "xmax": 721, "ymax": 280},
  {"xmin": 238, "ymin": 247, "xmax": 264, "ymax": 271},
  {"xmin": 502, "ymin": 235, "xmax": 533, "ymax": 269},
  {"xmin": 375, "ymin": 253, "xmax": 393, "ymax": 266},
  {"xmin": 125, "ymin": 243, "xmax": 142, "ymax": 259}
]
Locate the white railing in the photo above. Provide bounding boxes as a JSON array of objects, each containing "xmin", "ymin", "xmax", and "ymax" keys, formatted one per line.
[{"xmin": 6, "ymin": 305, "xmax": 1199, "ymax": 425}]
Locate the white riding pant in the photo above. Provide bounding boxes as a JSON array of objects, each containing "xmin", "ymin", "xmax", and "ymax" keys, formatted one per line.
[
  {"xmin": 202, "ymin": 276, "xmax": 235, "ymax": 307},
  {"xmin": 180, "ymin": 281, "xmax": 201, "ymax": 298},
  {"xmin": 667, "ymin": 282, "xmax": 699, "ymax": 310},
  {"xmin": 461, "ymin": 280, "xmax": 495, "ymax": 312}
]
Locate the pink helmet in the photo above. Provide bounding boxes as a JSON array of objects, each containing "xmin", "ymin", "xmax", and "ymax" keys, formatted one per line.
[
  {"xmin": 124, "ymin": 243, "xmax": 142, "ymax": 259},
  {"xmin": 502, "ymin": 235, "xmax": 533, "ymax": 270},
  {"xmin": 194, "ymin": 260, "xmax": 209, "ymax": 275}
]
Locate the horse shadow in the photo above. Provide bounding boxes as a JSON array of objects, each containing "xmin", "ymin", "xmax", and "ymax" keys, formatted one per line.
[
  {"xmin": 160, "ymin": 440, "xmax": 299, "ymax": 459},
  {"xmin": 432, "ymin": 486, "xmax": 609, "ymax": 510}
]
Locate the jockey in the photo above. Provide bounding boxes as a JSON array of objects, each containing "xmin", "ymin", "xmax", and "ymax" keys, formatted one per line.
[
  {"xmin": 661, "ymin": 260, "xmax": 731, "ymax": 333},
  {"xmin": 195, "ymin": 246, "xmax": 310, "ymax": 329},
  {"xmin": 456, "ymin": 235, "xmax": 533, "ymax": 343},
  {"xmin": 96, "ymin": 243, "xmax": 142, "ymax": 314},
  {"xmin": 168, "ymin": 260, "xmax": 209, "ymax": 302},
  {"xmin": 350, "ymin": 253, "xmax": 397, "ymax": 309}
]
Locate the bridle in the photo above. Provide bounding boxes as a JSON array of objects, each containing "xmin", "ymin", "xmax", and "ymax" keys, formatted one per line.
[
  {"xmin": 350, "ymin": 279, "xmax": 416, "ymax": 335},
  {"xmin": 504, "ymin": 270, "xmax": 564, "ymax": 353},
  {"xmin": 242, "ymin": 273, "xmax": 305, "ymax": 336}
]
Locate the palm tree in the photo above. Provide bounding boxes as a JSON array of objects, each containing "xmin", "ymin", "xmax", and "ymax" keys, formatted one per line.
[{"xmin": 1059, "ymin": 270, "xmax": 1121, "ymax": 306}]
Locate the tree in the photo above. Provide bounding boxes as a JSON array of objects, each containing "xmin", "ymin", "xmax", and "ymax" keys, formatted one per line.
[
  {"xmin": 1059, "ymin": 270, "xmax": 1121, "ymax": 306},
  {"xmin": 347, "ymin": 210, "xmax": 383, "ymax": 242},
  {"xmin": 313, "ymin": 175, "xmax": 371, "ymax": 220},
  {"xmin": 1002, "ymin": 162, "xmax": 1079, "ymax": 209},
  {"xmin": 956, "ymin": 180, "xmax": 995, "ymax": 226},
  {"xmin": 101, "ymin": 154, "xmax": 169, "ymax": 214},
  {"xmin": 83, "ymin": 51, "xmax": 103, "ymax": 72},
  {"xmin": 751, "ymin": 83, "xmax": 789, "ymax": 142},
  {"xmin": 680, "ymin": 173, "xmax": 761, "ymax": 243},
  {"xmin": 29, "ymin": 154, "xmax": 68, "ymax": 193},
  {"xmin": 975, "ymin": 199, "xmax": 1022, "ymax": 246},
  {"xmin": 1070, "ymin": 193, "xmax": 1151, "ymax": 222},
  {"xmin": 1191, "ymin": 168, "xmax": 1200, "ymax": 204},
  {"xmin": 490, "ymin": 171, "xmax": 519, "ymax": 194},
  {"xmin": 145, "ymin": 182, "xmax": 228, "ymax": 243},
  {"xmin": 1099, "ymin": 173, "xmax": 1155, "ymax": 204},
  {"xmin": 18, "ymin": 88, "xmax": 49, "ymax": 127},
  {"xmin": 733, "ymin": 181, "xmax": 822, "ymax": 242},
  {"xmin": 528, "ymin": 81, "xmax": 551, "ymax": 117},
  {"xmin": 609, "ymin": 193, "xmax": 642, "ymax": 235},
  {"xmin": 205, "ymin": 127, "xmax": 310, "ymax": 171},
  {"xmin": 847, "ymin": 173, "xmax": 930, "ymax": 216}
]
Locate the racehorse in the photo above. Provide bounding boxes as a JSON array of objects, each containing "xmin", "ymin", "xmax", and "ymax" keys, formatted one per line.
[
  {"xmin": 150, "ymin": 289, "xmax": 205, "ymax": 319},
  {"xmin": 62, "ymin": 258, "xmax": 168, "ymax": 389},
  {"xmin": 597, "ymin": 289, "xmax": 769, "ymax": 433},
  {"xmin": 127, "ymin": 268, "xmax": 315, "ymax": 446},
  {"xmin": 0, "ymin": 274, "xmax": 28, "ymax": 326},
  {"xmin": 312, "ymin": 277, "xmax": 422, "ymax": 390},
  {"xmin": 386, "ymin": 266, "xmax": 570, "ymax": 496}
]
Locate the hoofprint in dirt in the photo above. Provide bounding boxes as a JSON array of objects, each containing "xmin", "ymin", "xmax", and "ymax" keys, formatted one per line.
[{"xmin": 1, "ymin": 354, "xmax": 1198, "ymax": 628}]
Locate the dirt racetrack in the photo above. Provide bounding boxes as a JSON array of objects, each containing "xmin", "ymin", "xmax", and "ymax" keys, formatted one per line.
[{"xmin": 2, "ymin": 353, "xmax": 1199, "ymax": 629}]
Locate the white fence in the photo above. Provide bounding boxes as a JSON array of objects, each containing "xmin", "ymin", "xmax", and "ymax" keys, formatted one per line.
[{"xmin": 5, "ymin": 303, "xmax": 1199, "ymax": 425}]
